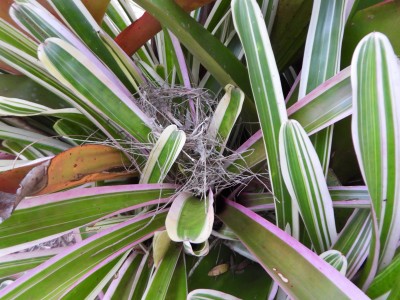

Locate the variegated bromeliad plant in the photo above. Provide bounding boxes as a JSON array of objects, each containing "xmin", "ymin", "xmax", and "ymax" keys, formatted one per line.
[{"xmin": 0, "ymin": 0, "xmax": 398, "ymax": 299}]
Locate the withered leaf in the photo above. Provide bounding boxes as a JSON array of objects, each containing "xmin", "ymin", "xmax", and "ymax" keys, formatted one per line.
[
  {"xmin": 16, "ymin": 161, "xmax": 50, "ymax": 204},
  {"xmin": 0, "ymin": 192, "xmax": 16, "ymax": 223},
  {"xmin": 208, "ymin": 263, "xmax": 229, "ymax": 277},
  {"xmin": 0, "ymin": 145, "xmax": 135, "ymax": 222}
]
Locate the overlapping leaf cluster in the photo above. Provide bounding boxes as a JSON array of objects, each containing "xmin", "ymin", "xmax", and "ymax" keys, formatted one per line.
[{"xmin": 0, "ymin": 0, "xmax": 398, "ymax": 299}]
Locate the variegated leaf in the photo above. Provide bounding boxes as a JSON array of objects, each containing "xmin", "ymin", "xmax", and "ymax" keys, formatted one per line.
[
  {"xmin": 232, "ymin": 0, "xmax": 296, "ymax": 234},
  {"xmin": 38, "ymin": 38, "xmax": 152, "ymax": 144},
  {"xmin": 166, "ymin": 192, "xmax": 214, "ymax": 244},
  {"xmin": 320, "ymin": 250, "xmax": 347, "ymax": 275},
  {"xmin": 351, "ymin": 32, "xmax": 400, "ymax": 287},
  {"xmin": 140, "ymin": 125, "xmax": 186, "ymax": 184},
  {"xmin": 208, "ymin": 84, "xmax": 244, "ymax": 152},
  {"xmin": 279, "ymin": 120, "xmax": 337, "ymax": 253}
]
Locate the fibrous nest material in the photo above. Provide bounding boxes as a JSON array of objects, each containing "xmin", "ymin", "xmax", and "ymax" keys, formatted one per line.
[{"xmin": 131, "ymin": 84, "xmax": 266, "ymax": 198}]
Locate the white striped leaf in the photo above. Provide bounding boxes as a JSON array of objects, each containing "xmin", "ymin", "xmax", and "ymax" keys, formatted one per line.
[
  {"xmin": 367, "ymin": 253, "xmax": 400, "ymax": 299},
  {"xmin": 0, "ymin": 184, "xmax": 175, "ymax": 256},
  {"xmin": 132, "ymin": 0, "xmax": 253, "ymax": 98},
  {"xmin": 0, "ymin": 97, "xmax": 74, "ymax": 116},
  {"xmin": 0, "ymin": 121, "xmax": 70, "ymax": 153},
  {"xmin": 0, "ymin": 157, "xmax": 49, "ymax": 173},
  {"xmin": 2, "ymin": 141, "xmax": 46, "ymax": 160},
  {"xmin": 105, "ymin": 0, "xmax": 132, "ymax": 34},
  {"xmin": 98, "ymin": 31, "xmax": 144, "ymax": 89},
  {"xmin": 0, "ymin": 24, "xmax": 126, "ymax": 143},
  {"xmin": 166, "ymin": 192, "xmax": 214, "ymax": 244},
  {"xmin": 188, "ymin": 289, "xmax": 242, "ymax": 300},
  {"xmin": 320, "ymin": 250, "xmax": 347, "ymax": 275},
  {"xmin": 0, "ymin": 249, "xmax": 61, "ymax": 279},
  {"xmin": 11, "ymin": 0, "xmax": 136, "ymax": 95},
  {"xmin": 11, "ymin": 0, "xmax": 94, "ymax": 59},
  {"xmin": 0, "ymin": 19, "xmax": 37, "ymax": 57},
  {"xmin": 46, "ymin": 0, "xmax": 138, "ymax": 92},
  {"xmin": 103, "ymin": 252, "xmax": 146, "ymax": 299},
  {"xmin": 228, "ymin": 68, "xmax": 353, "ymax": 172},
  {"xmin": 279, "ymin": 120, "xmax": 337, "ymax": 253},
  {"xmin": 142, "ymin": 243, "xmax": 186, "ymax": 300},
  {"xmin": 351, "ymin": 32, "xmax": 400, "ymax": 286},
  {"xmin": 38, "ymin": 38, "xmax": 152, "ymax": 143},
  {"xmin": 218, "ymin": 201, "xmax": 368, "ymax": 300},
  {"xmin": 232, "ymin": 0, "xmax": 296, "ymax": 233},
  {"xmin": 208, "ymin": 84, "xmax": 244, "ymax": 152},
  {"xmin": 238, "ymin": 187, "xmax": 371, "ymax": 211},
  {"xmin": 332, "ymin": 209, "xmax": 371, "ymax": 279},
  {"xmin": 140, "ymin": 125, "xmax": 186, "ymax": 184},
  {"xmin": 299, "ymin": 0, "xmax": 350, "ymax": 98},
  {"xmin": 60, "ymin": 250, "xmax": 131, "ymax": 299},
  {"xmin": 0, "ymin": 97, "xmax": 96, "ymax": 130},
  {"xmin": 0, "ymin": 211, "xmax": 166, "ymax": 299},
  {"xmin": 298, "ymin": 0, "xmax": 352, "ymax": 176},
  {"xmin": 183, "ymin": 240, "xmax": 209, "ymax": 257}
]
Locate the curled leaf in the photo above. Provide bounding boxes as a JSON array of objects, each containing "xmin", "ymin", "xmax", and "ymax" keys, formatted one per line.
[
  {"xmin": 0, "ymin": 192, "xmax": 16, "ymax": 223},
  {"xmin": 165, "ymin": 191, "xmax": 214, "ymax": 244}
]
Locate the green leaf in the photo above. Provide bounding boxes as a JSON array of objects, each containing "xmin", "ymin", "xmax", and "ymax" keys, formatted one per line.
[
  {"xmin": 53, "ymin": 119, "xmax": 105, "ymax": 145},
  {"xmin": 166, "ymin": 192, "xmax": 214, "ymax": 244},
  {"xmin": 2, "ymin": 140, "xmax": 45, "ymax": 160},
  {"xmin": 218, "ymin": 201, "xmax": 369, "ymax": 299},
  {"xmin": 38, "ymin": 38, "xmax": 152, "ymax": 144},
  {"xmin": 0, "ymin": 249, "xmax": 60, "ymax": 278},
  {"xmin": 0, "ymin": 184, "xmax": 175, "ymax": 255},
  {"xmin": 342, "ymin": 1, "xmax": 400, "ymax": 67},
  {"xmin": 228, "ymin": 67, "xmax": 353, "ymax": 172},
  {"xmin": 103, "ymin": 252, "xmax": 147, "ymax": 300},
  {"xmin": 0, "ymin": 19, "xmax": 37, "ymax": 57},
  {"xmin": 279, "ymin": 120, "xmax": 337, "ymax": 253},
  {"xmin": 0, "ymin": 210, "xmax": 166, "ymax": 299},
  {"xmin": 332, "ymin": 209, "xmax": 371, "ymax": 279},
  {"xmin": 61, "ymin": 250, "xmax": 131, "ymax": 300},
  {"xmin": 299, "ymin": 0, "xmax": 352, "ymax": 176},
  {"xmin": 0, "ymin": 74, "xmax": 67, "ymax": 109},
  {"xmin": 0, "ymin": 121, "xmax": 69, "ymax": 153},
  {"xmin": 320, "ymin": 250, "xmax": 347, "ymax": 275},
  {"xmin": 132, "ymin": 0, "xmax": 253, "ymax": 98},
  {"xmin": 232, "ymin": 0, "xmax": 296, "ymax": 233},
  {"xmin": 351, "ymin": 32, "xmax": 400, "ymax": 283},
  {"xmin": 142, "ymin": 243, "xmax": 186, "ymax": 300},
  {"xmin": 153, "ymin": 230, "xmax": 172, "ymax": 268},
  {"xmin": 367, "ymin": 252, "xmax": 400, "ymax": 299},
  {"xmin": 187, "ymin": 243, "xmax": 272, "ymax": 299},
  {"xmin": 188, "ymin": 289, "xmax": 242, "ymax": 300},
  {"xmin": 208, "ymin": 84, "xmax": 244, "ymax": 152},
  {"xmin": 270, "ymin": 0, "xmax": 313, "ymax": 70},
  {"xmin": 140, "ymin": 125, "xmax": 186, "ymax": 184},
  {"xmin": 47, "ymin": 0, "xmax": 138, "ymax": 92},
  {"xmin": 0, "ymin": 27, "xmax": 125, "ymax": 142}
]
